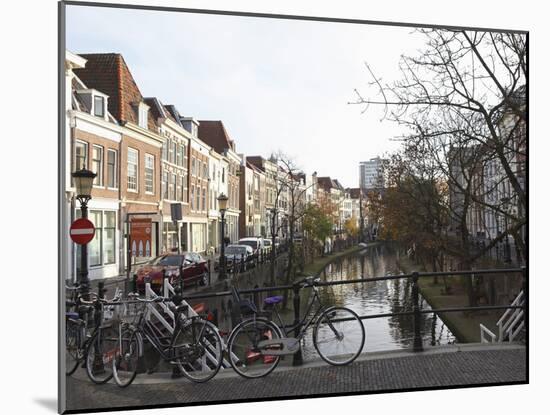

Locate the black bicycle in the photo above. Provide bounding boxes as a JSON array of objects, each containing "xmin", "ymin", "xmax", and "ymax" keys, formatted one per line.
[
  {"xmin": 227, "ymin": 276, "xmax": 365, "ymax": 378},
  {"xmin": 111, "ymin": 292, "xmax": 224, "ymax": 387},
  {"xmin": 65, "ymin": 285, "xmax": 121, "ymax": 383}
]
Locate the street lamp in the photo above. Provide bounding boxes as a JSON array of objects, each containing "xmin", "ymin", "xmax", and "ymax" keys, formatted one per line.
[
  {"xmin": 72, "ymin": 168, "xmax": 97, "ymax": 296},
  {"xmin": 217, "ymin": 193, "xmax": 229, "ymax": 280}
]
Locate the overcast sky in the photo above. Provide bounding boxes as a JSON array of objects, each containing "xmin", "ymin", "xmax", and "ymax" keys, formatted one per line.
[{"xmin": 66, "ymin": 5, "xmax": 428, "ymax": 187}]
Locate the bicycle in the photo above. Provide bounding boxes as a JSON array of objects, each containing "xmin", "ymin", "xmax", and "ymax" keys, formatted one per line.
[
  {"xmin": 111, "ymin": 291, "xmax": 224, "ymax": 387},
  {"xmin": 65, "ymin": 285, "xmax": 121, "ymax": 384},
  {"xmin": 226, "ymin": 276, "xmax": 365, "ymax": 378}
]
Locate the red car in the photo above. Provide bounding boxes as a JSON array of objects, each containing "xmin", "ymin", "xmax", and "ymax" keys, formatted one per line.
[{"xmin": 135, "ymin": 252, "xmax": 209, "ymax": 293}]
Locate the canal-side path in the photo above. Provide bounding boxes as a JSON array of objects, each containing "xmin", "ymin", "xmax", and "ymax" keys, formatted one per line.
[
  {"xmin": 65, "ymin": 343, "xmax": 526, "ymax": 412},
  {"xmin": 395, "ymin": 256, "xmax": 513, "ymax": 343}
]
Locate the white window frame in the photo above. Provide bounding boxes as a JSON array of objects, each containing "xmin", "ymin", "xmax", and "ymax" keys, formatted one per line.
[
  {"xmin": 75, "ymin": 140, "xmax": 88, "ymax": 171},
  {"xmin": 138, "ymin": 102, "xmax": 149, "ymax": 129},
  {"xmin": 127, "ymin": 147, "xmax": 139, "ymax": 192},
  {"xmin": 145, "ymin": 153, "xmax": 155, "ymax": 194},
  {"xmin": 106, "ymin": 149, "xmax": 118, "ymax": 190},
  {"xmin": 92, "ymin": 145, "xmax": 104, "ymax": 187},
  {"xmin": 93, "ymin": 95, "xmax": 105, "ymax": 118}
]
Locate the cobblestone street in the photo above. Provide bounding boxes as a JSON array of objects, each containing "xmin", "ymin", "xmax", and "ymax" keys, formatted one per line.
[{"xmin": 65, "ymin": 344, "xmax": 526, "ymax": 412}]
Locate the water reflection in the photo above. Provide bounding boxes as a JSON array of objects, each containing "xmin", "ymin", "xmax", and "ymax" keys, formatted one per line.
[{"xmin": 194, "ymin": 244, "xmax": 456, "ymax": 360}]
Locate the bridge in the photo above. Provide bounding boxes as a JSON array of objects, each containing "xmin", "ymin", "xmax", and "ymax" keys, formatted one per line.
[{"xmin": 65, "ymin": 343, "xmax": 526, "ymax": 412}]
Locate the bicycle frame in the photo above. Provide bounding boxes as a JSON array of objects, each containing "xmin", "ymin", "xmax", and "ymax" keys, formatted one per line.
[
  {"xmin": 131, "ymin": 306, "xmax": 208, "ymax": 362},
  {"xmin": 270, "ymin": 285, "xmax": 330, "ymax": 340}
]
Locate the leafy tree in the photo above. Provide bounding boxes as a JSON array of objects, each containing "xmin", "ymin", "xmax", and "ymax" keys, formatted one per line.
[{"xmin": 303, "ymin": 203, "xmax": 332, "ymax": 255}]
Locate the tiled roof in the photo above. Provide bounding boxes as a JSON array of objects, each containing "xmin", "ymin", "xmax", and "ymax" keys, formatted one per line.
[
  {"xmin": 198, "ymin": 120, "xmax": 235, "ymax": 154},
  {"xmin": 74, "ymin": 53, "xmax": 158, "ymax": 131},
  {"xmin": 163, "ymin": 105, "xmax": 183, "ymax": 126},
  {"xmin": 317, "ymin": 176, "xmax": 333, "ymax": 191},
  {"xmin": 246, "ymin": 156, "xmax": 265, "ymax": 171},
  {"xmin": 347, "ymin": 188, "xmax": 364, "ymax": 199}
]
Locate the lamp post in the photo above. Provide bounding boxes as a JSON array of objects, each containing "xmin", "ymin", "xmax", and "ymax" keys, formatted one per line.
[
  {"xmin": 72, "ymin": 168, "xmax": 97, "ymax": 297},
  {"xmin": 217, "ymin": 193, "xmax": 229, "ymax": 280}
]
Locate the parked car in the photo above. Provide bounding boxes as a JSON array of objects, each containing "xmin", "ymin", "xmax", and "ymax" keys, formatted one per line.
[
  {"xmin": 135, "ymin": 252, "xmax": 209, "ymax": 293},
  {"xmin": 238, "ymin": 237, "xmax": 265, "ymax": 258},
  {"xmin": 215, "ymin": 245, "xmax": 255, "ymax": 272}
]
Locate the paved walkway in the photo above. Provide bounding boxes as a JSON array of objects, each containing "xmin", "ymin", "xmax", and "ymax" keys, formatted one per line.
[{"xmin": 65, "ymin": 343, "xmax": 526, "ymax": 412}]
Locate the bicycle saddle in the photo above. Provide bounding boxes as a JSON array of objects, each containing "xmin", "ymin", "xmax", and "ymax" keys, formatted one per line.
[{"xmin": 264, "ymin": 295, "xmax": 283, "ymax": 305}]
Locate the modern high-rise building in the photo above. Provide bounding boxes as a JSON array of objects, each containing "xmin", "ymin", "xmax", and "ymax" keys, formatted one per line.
[{"xmin": 359, "ymin": 157, "xmax": 385, "ymax": 190}]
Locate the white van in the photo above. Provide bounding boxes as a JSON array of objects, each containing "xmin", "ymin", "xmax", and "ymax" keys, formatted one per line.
[{"xmin": 238, "ymin": 237, "xmax": 264, "ymax": 257}]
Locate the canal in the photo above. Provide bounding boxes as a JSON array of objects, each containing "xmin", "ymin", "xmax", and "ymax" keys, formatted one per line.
[{"xmin": 194, "ymin": 244, "xmax": 456, "ymax": 360}]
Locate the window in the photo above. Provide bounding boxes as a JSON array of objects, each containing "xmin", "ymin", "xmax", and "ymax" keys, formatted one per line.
[
  {"xmin": 172, "ymin": 141, "xmax": 177, "ymax": 165},
  {"xmin": 176, "ymin": 144, "xmax": 182, "ymax": 166},
  {"xmin": 176, "ymin": 174, "xmax": 183, "ymax": 201},
  {"xmin": 222, "ymin": 167, "xmax": 225, "ymax": 183},
  {"xmin": 162, "ymin": 171, "xmax": 168, "ymax": 199},
  {"xmin": 191, "ymin": 185, "xmax": 195, "ymax": 210},
  {"xmin": 88, "ymin": 210, "xmax": 102, "ymax": 266},
  {"xmin": 191, "ymin": 158, "xmax": 196, "ymax": 176},
  {"xmin": 167, "ymin": 138, "xmax": 173, "ymax": 163},
  {"xmin": 127, "ymin": 148, "xmax": 138, "ymax": 191},
  {"xmin": 145, "ymin": 154, "xmax": 154, "ymax": 194},
  {"xmin": 182, "ymin": 175, "xmax": 188, "ymax": 203},
  {"xmin": 76, "ymin": 209, "xmax": 117, "ymax": 267},
  {"xmin": 107, "ymin": 150, "xmax": 117, "ymax": 188},
  {"xmin": 104, "ymin": 211, "xmax": 116, "ymax": 264},
  {"xmin": 92, "ymin": 145, "xmax": 103, "ymax": 186},
  {"xmin": 162, "ymin": 140, "xmax": 168, "ymax": 161},
  {"xmin": 203, "ymin": 162, "xmax": 208, "ymax": 179},
  {"xmin": 93, "ymin": 95, "xmax": 105, "ymax": 118},
  {"xmin": 172, "ymin": 173, "xmax": 177, "ymax": 201},
  {"xmin": 196, "ymin": 186, "xmax": 200, "ymax": 211},
  {"xmin": 138, "ymin": 102, "xmax": 149, "ymax": 129},
  {"xmin": 75, "ymin": 141, "xmax": 88, "ymax": 170},
  {"xmin": 202, "ymin": 188, "xmax": 206, "ymax": 211}
]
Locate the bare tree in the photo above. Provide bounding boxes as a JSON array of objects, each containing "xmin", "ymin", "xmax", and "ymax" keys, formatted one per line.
[{"xmin": 351, "ymin": 29, "xmax": 527, "ymax": 268}]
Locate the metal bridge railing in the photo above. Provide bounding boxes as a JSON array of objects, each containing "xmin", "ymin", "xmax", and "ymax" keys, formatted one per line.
[{"xmin": 164, "ymin": 266, "xmax": 527, "ymax": 364}]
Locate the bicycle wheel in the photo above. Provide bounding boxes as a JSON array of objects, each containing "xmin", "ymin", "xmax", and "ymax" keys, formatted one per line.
[
  {"xmin": 313, "ymin": 307, "xmax": 365, "ymax": 366},
  {"xmin": 85, "ymin": 327, "xmax": 117, "ymax": 384},
  {"xmin": 112, "ymin": 328, "xmax": 141, "ymax": 388},
  {"xmin": 227, "ymin": 318, "xmax": 283, "ymax": 379},
  {"xmin": 66, "ymin": 319, "xmax": 82, "ymax": 376},
  {"xmin": 175, "ymin": 319, "xmax": 224, "ymax": 383}
]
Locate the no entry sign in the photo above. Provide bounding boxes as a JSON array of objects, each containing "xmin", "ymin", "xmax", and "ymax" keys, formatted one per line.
[{"xmin": 70, "ymin": 218, "xmax": 96, "ymax": 245}]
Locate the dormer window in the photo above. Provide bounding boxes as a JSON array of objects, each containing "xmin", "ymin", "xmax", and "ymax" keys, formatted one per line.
[
  {"xmin": 138, "ymin": 102, "xmax": 149, "ymax": 129},
  {"xmin": 94, "ymin": 96, "xmax": 105, "ymax": 118},
  {"xmin": 75, "ymin": 89, "xmax": 108, "ymax": 120}
]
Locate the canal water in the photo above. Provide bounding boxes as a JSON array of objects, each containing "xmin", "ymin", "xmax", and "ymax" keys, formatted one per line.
[{"xmin": 193, "ymin": 244, "xmax": 456, "ymax": 360}]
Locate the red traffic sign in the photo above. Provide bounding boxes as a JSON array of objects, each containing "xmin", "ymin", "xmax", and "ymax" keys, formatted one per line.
[{"xmin": 70, "ymin": 218, "xmax": 96, "ymax": 245}]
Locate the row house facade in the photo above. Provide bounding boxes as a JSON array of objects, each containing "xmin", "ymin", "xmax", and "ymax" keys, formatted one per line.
[
  {"xmin": 65, "ymin": 49, "xmax": 370, "ymax": 282},
  {"xmin": 198, "ymin": 121, "xmax": 241, "ymax": 244},
  {"xmin": 238, "ymin": 161, "xmax": 255, "ymax": 237},
  {"xmin": 66, "ymin": 52, "xmax": 165, "ymax": 281}
]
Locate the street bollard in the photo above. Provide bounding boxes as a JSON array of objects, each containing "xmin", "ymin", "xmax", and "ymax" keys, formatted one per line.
[
  {"xmin": 411, "ymin": 271, "xmax": 424, "ymax": 352},
  {"xmin": 241, "ymin": 254, "xmax": 245, "ymax": 273},
  {"xmin": 233, "ymin": 255, "xmax": 237, "ymax": 276},
  {"xmin": 208, "ymin": 259, "xmax": 212, "ymax": 286},
  {"xmin": 522, "ymin": 266, "xmax": 528, "ymax": 346},
  {"xmin": 292, "ymin": 285, "xmax": 303, "ymax": 366}
]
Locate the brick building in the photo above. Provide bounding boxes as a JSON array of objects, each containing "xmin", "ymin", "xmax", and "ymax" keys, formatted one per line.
[{"xmin": 74, "ymin": 53, "xmax": 164, "ymax": 274}]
